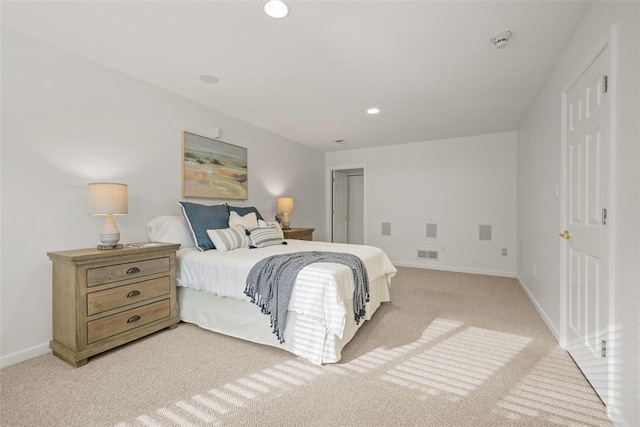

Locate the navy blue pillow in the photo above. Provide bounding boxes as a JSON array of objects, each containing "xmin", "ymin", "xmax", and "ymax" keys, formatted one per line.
[
  {"xmin": 227, "ymin": 205, "xmax": 264, "ymax": 221},
  {"xmin": 178, "ymin": 202, "xmax": 230, "ymax": 251}
]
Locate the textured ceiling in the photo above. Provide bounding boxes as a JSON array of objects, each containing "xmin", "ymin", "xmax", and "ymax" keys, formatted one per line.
[{"xmin": 1, "ymin": 1, "xmax": 591, "ymax": 151}]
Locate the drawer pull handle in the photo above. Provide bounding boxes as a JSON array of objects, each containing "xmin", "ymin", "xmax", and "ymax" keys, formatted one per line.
[
  {"xmin": 127, "ymin": 315, "xmax": 141, "ymax": 324},
  {"xmin": 126, "ymin": 267, "xmax": 141, "ymax": 275},
  {"xmin": 126, "ymin": 290, "xmax": 141, "ymax": 298}
]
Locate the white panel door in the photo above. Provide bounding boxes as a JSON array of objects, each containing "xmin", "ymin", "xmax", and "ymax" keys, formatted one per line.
[
  {"xmin": 347, "ymin": 174, "xmax": 364, "ymax": 244},
  {"xmin": 332, "ymin": 171, "xmax": 348, "ymax": 243},
  {"xmin": 562, "ymin": 46, "xmax": 609, "ymax": 402}
]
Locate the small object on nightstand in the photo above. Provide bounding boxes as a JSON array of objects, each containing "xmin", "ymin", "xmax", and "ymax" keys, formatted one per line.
[
  {"xmin": 282, "ymin": 227, "xmax": 314, "ymax": 241},
  {"xmin": 47, "ymin": 243, "xmax": 180, "ymax": 367},
  {"xmin": 126, "ymin": 242, "xmax": 167, "ymax": 248},
  {"xmin": 275, "ymin": 212, "xmax": 284, "ymax": 226}
]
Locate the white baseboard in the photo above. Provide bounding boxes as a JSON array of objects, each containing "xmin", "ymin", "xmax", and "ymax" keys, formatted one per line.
[
  {"xmin": 393, "ymin": 261, "xmax": 515, "ymax": 278},
  {"xmin": 0, "ymin": 342, "xmax": 50, "ymax": 368},
  {"xmin": 515, "ymin": 274, "xmax": 559, "ymax": 340}
]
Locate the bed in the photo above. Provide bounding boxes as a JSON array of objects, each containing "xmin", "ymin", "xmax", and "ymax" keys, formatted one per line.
[
  {"xmin": 177, "ymin": 239, "xmax": 396, "ymax": 364},
  {"xmin": 146, "ymin": 206, "xmax": 396, "ymax": 364}
]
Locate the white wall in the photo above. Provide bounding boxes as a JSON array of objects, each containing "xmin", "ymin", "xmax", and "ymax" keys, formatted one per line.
[
  {"xmin": 516, "ymin": 2, "xmax": 639, "ymax": 425},
  {"xmin": 326, "ymin": 132, "xmax": 517, "ymax": 277},
  {"xmin": 0, "ymin": 28, "xmax": 325, "ymax": 366}
]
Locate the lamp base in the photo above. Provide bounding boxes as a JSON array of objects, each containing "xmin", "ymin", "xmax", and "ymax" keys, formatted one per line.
[
  {"xmin": 281, "ymin": 212, "xmax": 291, "ymax": 230},
  {"xmin": 98, "ymin": 214, "xmax": 122, "ymax": 249},
  {"xmin": 97, "ymin": 244, "xmax": 123, "ymax": 250}
]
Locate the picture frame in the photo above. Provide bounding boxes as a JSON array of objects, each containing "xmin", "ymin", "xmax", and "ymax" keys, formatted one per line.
[{"xmin": 182, "ymin": 131, "xmax": 248, "ymax": 200}]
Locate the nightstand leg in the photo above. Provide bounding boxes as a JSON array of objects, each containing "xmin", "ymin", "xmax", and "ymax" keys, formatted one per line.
[{"xmin": 52, "ymin": 350, "xmax": 87, "ymax": 368}]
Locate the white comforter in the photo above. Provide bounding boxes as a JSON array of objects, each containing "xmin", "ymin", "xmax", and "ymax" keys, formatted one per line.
[{"xmin": 177, "ymin": 240, "xmax": 396, "ymax": 337}]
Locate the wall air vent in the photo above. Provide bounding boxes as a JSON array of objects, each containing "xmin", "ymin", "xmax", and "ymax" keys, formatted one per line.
[
  {"xmin": 479, "ymin": 225, "xmax": 492, "ymax": 241},
  {"xmin": 426, "ymin": 223, "xmax": 438, "ymax": 238},
  {"xmin": 418, "ymin": 250, "xmax": 438, "ymax": 260},
  {"xmin": 382, "ymin": 222, "xmax": 391, "ymax": 236}
]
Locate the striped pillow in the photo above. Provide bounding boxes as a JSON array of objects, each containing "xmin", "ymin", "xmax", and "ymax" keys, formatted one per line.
[
  {"xmin": 206, "ymin": 226, "xmax": 250, "ymax": 252},
  {"xmin": 248, "ymin": 226, "xmax": 284, "ymax": 248},
  {"xmin": 258, "ymin": 220, "xmax": 284, "ymax": 239}
]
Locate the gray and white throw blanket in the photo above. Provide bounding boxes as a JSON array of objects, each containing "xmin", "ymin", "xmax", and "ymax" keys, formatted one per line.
[{"xmin": 244, "ymin": 251, "xmax": 370, "ymax": 344}]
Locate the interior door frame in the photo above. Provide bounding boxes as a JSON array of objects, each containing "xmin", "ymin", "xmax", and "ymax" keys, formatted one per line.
[
  {"xmin": 332, "ymin": 170, "xmax": 348, "ymax": 243},
  {"xmin": 347, "ymin": 173, "xmax": 365, "ymax": 244},
  {"xmin": 326, "ymin": 164, "xmax": 366, "ymax": 244},
  {"xmin": 558, "ymin": 26, "xmax": 616, "ymax": 408}
]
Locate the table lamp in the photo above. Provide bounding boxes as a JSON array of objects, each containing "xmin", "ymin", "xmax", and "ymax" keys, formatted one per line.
[
  {"xmin": 277, "ymin": 197, "xmax": 294, "ymax": 230},
  {"xmin": 89, "ymin": 183, "xmax": 128, "ymax": 249}
]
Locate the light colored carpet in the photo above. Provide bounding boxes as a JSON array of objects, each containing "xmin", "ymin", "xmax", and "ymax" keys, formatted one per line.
[{"xmin": 0, "ymin": 267, "xmax": 611, "ymax": 426}]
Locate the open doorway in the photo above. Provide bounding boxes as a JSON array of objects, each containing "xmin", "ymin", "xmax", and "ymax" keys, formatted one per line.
[{"xmin": 332, "ymin": 168, "xmax": 364, "ymax": 244}]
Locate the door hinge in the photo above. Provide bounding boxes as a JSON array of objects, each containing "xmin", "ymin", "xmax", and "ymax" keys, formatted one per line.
[
  {"xmin": 601, "ymin": 340, "xmax": 607, "ymax": 358},
  {"xmin": 602, "ymin": 208, "xmax": 608, "ymax": 225},
  {"xmin": 602, "ymin": 75, "xmax": 608, "ymax": 94}
]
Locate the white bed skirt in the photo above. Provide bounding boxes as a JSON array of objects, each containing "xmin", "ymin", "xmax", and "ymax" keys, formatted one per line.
[{"xmin": 177, "ymin": 275, "xmax": 390, "ymax": 365}]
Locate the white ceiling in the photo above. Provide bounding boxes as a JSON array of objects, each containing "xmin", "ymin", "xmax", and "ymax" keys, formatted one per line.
[{"xmin": 1, "ymin": 1, "xmax": 591, "ymax": 152}]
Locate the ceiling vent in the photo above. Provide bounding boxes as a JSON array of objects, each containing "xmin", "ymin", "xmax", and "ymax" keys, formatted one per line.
[{"xmin": 490, "ymin": 29, "xmax": 512, "ymax": 49}]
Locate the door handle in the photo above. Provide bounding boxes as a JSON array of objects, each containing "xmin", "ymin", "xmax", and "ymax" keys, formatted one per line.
[{"xmin": 559, "ymin": 230, "xmax": 571, "ymax": 239}]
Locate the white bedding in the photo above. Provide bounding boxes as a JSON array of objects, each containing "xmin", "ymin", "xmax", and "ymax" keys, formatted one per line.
[
  {"xmin": 178, "ymin": 240, "xmax": 395, "ymax": 298},
  {"xmin": 176, "ymin": 239, "xmax": 397, "ymax": 362}
]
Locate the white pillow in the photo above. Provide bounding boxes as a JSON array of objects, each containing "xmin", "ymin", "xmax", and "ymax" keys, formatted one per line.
[
  {"xmin": 258, "ymin": 219, "xmax": 284, "ymax": 239},
  {"xmin": 146, "ymin": 215, "xmax": 195, "ymax": 248},
  {"xmin": 206, "ymin": 226, "xmax": 251, "ymax": 252},
  {"xmin": 229, "ymin": 211, "xmax": 259, "ymax": 229}
]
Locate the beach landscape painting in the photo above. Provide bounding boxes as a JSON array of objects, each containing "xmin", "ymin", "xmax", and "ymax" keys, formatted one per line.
[{"xmin": 182, "ymin": 131, "xmax": 248, "ymax": 199}]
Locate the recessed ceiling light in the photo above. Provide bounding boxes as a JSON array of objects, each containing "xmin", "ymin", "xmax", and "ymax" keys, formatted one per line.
[
  {"xmin": 199, "ymin": 74, "xmax": 219, "ymax": 84},
  {"xmin": 263, "ymin": 0, "xmax": 289, "ymax": 19},
  {"xmin": 366, "ymin": 107, "xmax": 380, "ymax": 115}
]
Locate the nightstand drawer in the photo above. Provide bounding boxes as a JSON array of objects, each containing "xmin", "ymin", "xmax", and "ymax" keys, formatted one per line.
[
  {"xmin": 293, "ymin": 234, "xmax": 312, "ymax": 241},
  {"xmin": 87, "ymin": 277, "xmax": 171, "ymax": 316},
  {"xmin": 283, "ymin": 228, "xmax": 314, "ymax": 241},
  {"xmin": 87, "ymin": 299, "xmax": 170, "ymax": 344},
  {"xmin": 86, "ymin": 257, "xmax": 170, "ymax": 287}
]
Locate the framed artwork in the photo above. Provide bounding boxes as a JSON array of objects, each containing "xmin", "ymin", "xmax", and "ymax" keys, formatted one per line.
[{"xmin": 182, "ymin": 131, "xmax": 248, "ymax": 200}]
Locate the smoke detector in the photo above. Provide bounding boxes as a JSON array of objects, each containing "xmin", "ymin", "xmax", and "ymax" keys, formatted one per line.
[{"xmin": 490, "ymin": 29, "xmax": 512, "ymax": 49}]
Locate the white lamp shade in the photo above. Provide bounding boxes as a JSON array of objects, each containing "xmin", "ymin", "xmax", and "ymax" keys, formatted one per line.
[
  {"xmin": 89, "ymin": 183, "xmax": 128, "ymax": 215},
  {"xmin": 277, "ymin": 197, "xmax": 294, "ymax": 213}
]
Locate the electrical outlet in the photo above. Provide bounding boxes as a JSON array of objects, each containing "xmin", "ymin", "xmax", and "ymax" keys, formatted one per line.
[{"xmin": 502, "ymin": 248, "xmax": 507, "ymax": 256}]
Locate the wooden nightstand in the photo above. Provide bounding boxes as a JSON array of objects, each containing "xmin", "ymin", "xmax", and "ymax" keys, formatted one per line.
[
  {"xmin": 282, "ymin": 227, "xmax": 315, "ymax": 241},
  {"xmin": 47, "ymin": 243, "xmax": 181, "ymax": 367}
]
